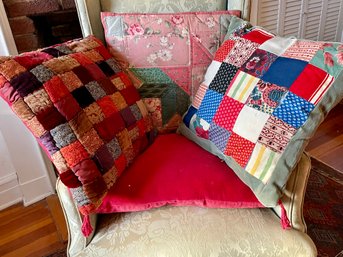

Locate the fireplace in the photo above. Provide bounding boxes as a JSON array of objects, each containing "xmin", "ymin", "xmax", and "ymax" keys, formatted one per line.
[{"xmin": 3, "ymin": 0, "xmax": 82, "ymax": 53}]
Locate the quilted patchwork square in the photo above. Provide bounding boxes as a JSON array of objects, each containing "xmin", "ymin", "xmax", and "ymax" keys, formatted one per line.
[
  {"xmin": 203, "ymin": 61, "xmax": 221, "ymax": 86},
  {"xmin": 70, "ymin": 52, "xmax": 94, "ymax": 66},
  {"xmin": 10, "ymin": 71, "xmax": 42, "ymax": 97},
  {"xmin": 42, "ymin": 47, "xmax": 68, "ymax": 57},
  {"xmin": 44, "ymin": 55, "xmax": 80, "ymax": 74},
  {"xmin": 246, "ymin": 143, "xmax": 281, "ymax": 184},
  {"xmin": 110, "ymin": 92, "xmax": 128, "ymax": 110},
  {"xmin": 106, "ymin": 59, "xmax": 121, "ymax": 74},
  {"xmin": 120, "ymin": 107, "xmax": 137, "ymax": 127},
  {"xmin": 23, "ymin": 88, "xmax": 53, "ymax": 114},
  {"xmin": 130, "ymin": 104, "xmax": 143, "ymax": 121},
  {"xmin": 213, "ymin": 96, "xmax": 244, "ymax": 131},
  {"xmin": 233, "ymin": 105, "xmax": 270, "ymax": 143},
  {"xmin": 197, "ymin": 90, "xmax": 223, "ymax": 123},
  {"xmin": 106, "ymin": 138, "xmax": 122, "ymax": 159},
  {"xmin": 51, "ymin": 151, "xmax": 68, "ymax": 173},
  {"xmin": 209, "ymin": 123, "xmax": 231, "ymax": 152},
  {"xmin": 120, "ymin": 86, "xmax": 141, "ymax": 105},
  {"xmin": 71, "ymin": 159, "xmax": 103, "ymax": 184},
  {"xmin": 242, "ymin": 29, "xmax": 274, "ymax": 44},
  {"xmin": 95, "ymin": 112, "xmax": 126, "ymax": 141},
  {"xmin": 98, "ymin": 78, "xmax": 117, "ymax": 95},
  {"xmin": 261, "ymin": 57, "xmax": 308, "ymax": 88},
  {"xmin": 0, "ymin": 59, "xmax": 26, "ymax": 80},
  {"xmin": 192, "ymin": 83, "xmax": 208, "ymax": 109},
  {"xmin": 116, "ymin": 129, "xmax": 135, "ymax": 163},
  {"xmin": 54, "ymin": 94, "xmax": 81, "ymax": 121},
  {"xmin": 43, "ymin": 76, "xmax": 70, "ymax": 103},
  {"xmin": 225, "ymin": 37, "xmax": 259, "ymax": 67},
  {"xmin": 273, "ymin": 92, "xmax": 315, "ymax": 129},
  {"xmin": 98, "ymin": 61, "xmax": 116, "ymax": 77},
  {"xmin": 36, "ymin": 106, "xmax": 66, "ymax": 131},
  {"xmin": 59, "ymin": 71, "xmax": 83, "ymax": 92},
  {"xmin": 72, "ymin": 66, "xmax": 94, "ymax": 85},
  {"xmin": 241, "ymin": 49, "xmax": 278, "ymax": 77},
  {"xmin": 30, "ymin": 65, "xmax": 55, "ymax": 83},
  {"xmin": 213, "ymin": 40, "xmax": 235, "ymax": 62},
  {"xmin": 60, "ymin": 141, "xmax": 89, "ymax": 167},
  {"xmin": 289, "ymin": 64, "xmax": 334, "ymax": 104},
  {"xmin": 282, "ymin": 40, "xmax": 323, "ymax": 62},
  {"xmin": 246, "ymin": 80, "xmax": 288, "ymax": 114},
  {"xmin": 78, "ymin": 128, "xmax": 104, "ymax": 155},
  {"xmin": 94, "ymin": 145, "xmax": 114, "ymax": 173},
  {"xmin": 14, "ymin": 52, "xmax": 52, "ymax": 70},
  {"xmin": 26, "ymin": 116, "xmax": 46, "ymax": 137},
  {"xmin": 69, "ymin": 111, "xmax": 93, "ymax": 138},
  {"xmin": 38, "ymin": 131, "xmax": 59, "ymax": 155},
  {"xmin": 11, "ymin": 98, "xmax": 34, "ymax": 122},
  {"xmin": 50, "ymin": 123, "xmax": 77, "ymax": 148},
  {"xmin": 258, "ymin": 116, "xmax": 296, "ymax": 153},
  {"xmin": 226, "ymin": 71, "xmax": 259, "ymax": 103},
  {"xmin": 259, "ymin": 36, "xmax": 296, "ymax": 56},
  {"xmin": 224, "ymin": 132, "xmax": 255, "ymax": 167},
  {"xmin": 208, "ymin": 62, "xmax": 238, "ymax": 94},
  {"xmin": 111, "ymin": 77, "xmax": 126, "ymax": 90},
  {"xmin": 83, "ymin": 49, "xmax": 104, "ymax": 62},
  {"xmin": 97, "ymin": 96, "xmax": 117, "ymax": 117},
  {"xmin": 86, "ymin": 81, "xmax": 107, "ymax": 100},
  {"xmin": 84, "ymin": 102, "xmax": 105, "ymax": 124},
  {"xmin": 71, "ymin": 86, "xmax": 95, "ymax": 108},
  {"xmin": 84, "ymin": 63, "xmax": 107, "ymax": 81}
]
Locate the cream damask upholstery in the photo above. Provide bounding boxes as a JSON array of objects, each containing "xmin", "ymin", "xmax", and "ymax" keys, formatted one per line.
[{"xmin": 55, "ymin": 1, "xmax": 317, "ymax": 256}]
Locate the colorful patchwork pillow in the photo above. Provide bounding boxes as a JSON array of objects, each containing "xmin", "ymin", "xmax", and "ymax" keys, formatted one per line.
[
  {"xmin": 0, "ymin": 36, "xmax": 154, "ymax": 216},
  {"xmin": 101, "ymin": 11, "xmax": 241, "ymax": 133},
  {"xmin": 180, "ymin": 17, "xmax": 343, "ymax": 207}
]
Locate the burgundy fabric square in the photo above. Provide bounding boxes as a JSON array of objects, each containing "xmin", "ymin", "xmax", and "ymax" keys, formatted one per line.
[
  {"xmin": 72, "ymin": 65, "xmax": 94, "ymax": 85},
  {"xmin": 10, "ymin": 71, "xmax": 42, "ymax": 97},
  {"xmin": 71, "ymin": 86, "xmax": 95, "ymax": 108},
  {"xmin": 36, "ymin": 106, "xmax": 66, "ymax": 131},
  {"xmin": 59, "ymin": 169, "xmax": 82, "ymax": 188},
  {"xmin": 72, "ymin": 159, "xmax": 103, "ymax": 184},
  {"xmin": 14, "ymin": 52, "xmax": 53, "ymax": 70},
  {"xmin": 120, "ymin": 107, "xmax": 137, "ymax": 127},
  {"xmin": 95, "ymin": 112, "xmax": 126, "ymax": 142},
  {"xmin": 94, "ymin": 145, "xmax": 114, "ymax": 173},
  {"xmin": 95, "ymin": 45, "xmax": 113, "ymax": 59},
  {"xmin": 54, "ymin": 94, "xmax": 81, "ymax": 121},
  {"xmin": 70, "ymin": 52, "xmax": 93, "ymax": 66},
  {"xmin": 120, "ymin": 86, "xmax": 141, "ymax": 105},
  {"xmin": 98, "ymin": 78, "xmax": 117, "ymax": 95},
  {"xmin": 84, "ymin": 63, "xmax": 106, "ymax": 81}
]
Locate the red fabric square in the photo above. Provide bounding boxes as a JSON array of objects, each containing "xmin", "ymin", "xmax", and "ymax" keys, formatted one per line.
[
  {"xmin": 14, "ymin": 52, "xmax": 53, "ymax": 69},
  {"xmin": 96, "ymin": 45, "xmax": 113, "ymax": 60},
  {"xmin": 70, "ymin": 52, "xmax": 93, "ymax": 66},
  {"xmin": 59, "ymin": 169, "xmax": 82, "ymax": 188},
  {"xmin": 242, "ymin": 29, "xmax": 274, "ymax": 44},
  {"xmin": 44, "ymin": 76, "xmax": 70, "ymax": 103},
  {"xmin": 54, "ymin": 94, "xmax": 81, "ymax": 120},
  {"xmin": 289, "ymin": 64, "xmax": 333, "ymax": 104},
  {"xmin": 214, "ymin": 40, "xmax": 235, "ymax": 62},
  {"xmin": 85, "ymin": 63, "xmax": 106, "ymax": 81},
  {"xmin": 36, "ymin": 106, "xmax": 66, "ymax": 130},
  {"xmin": 114, "ymin": 154, "xmax": 127, "ymax": 177},
  {"xmin": 120, "ymin": 86, "xmax": 141, "ymax": 105},
  {"xmin": 95, "ymin": 112, "xmax": 126, "ymax": 141},
  {"xmin": 114, "ymin": 72, "xmax": 133, "ymax": 87},
  {"xmin": 97, "ymin": 96, "xmax": 117, "ymax": 117},
  {"xmin": 224, "ymin": 132, "xmax": 255, "ymax": 167},
  {"xmin": 213, "ymin": 96, "xmax": 244, "ymax": 131},
  {"xmin": 60, "ymin": 141, "xmax": 89, "ymax": 167}
]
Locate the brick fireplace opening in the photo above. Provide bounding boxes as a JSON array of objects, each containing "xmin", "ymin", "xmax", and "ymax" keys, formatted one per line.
[{"xmin": 3, "ymin": 0, "xmax": 82, "ymax": 53}]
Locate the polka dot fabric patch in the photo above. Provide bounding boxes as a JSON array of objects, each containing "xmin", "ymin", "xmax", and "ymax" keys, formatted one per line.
[
  {"xmin": 181, "ymin": 17, "xmax": 343, "ymax": 207},
  {"xmin": 0, "ymin": 36, "xmax": 154, "ymax": 217}
]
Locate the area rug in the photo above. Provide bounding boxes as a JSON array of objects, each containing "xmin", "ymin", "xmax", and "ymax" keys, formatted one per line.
[{"xmin": 304, "ymin": 158, "xmax": 343, "ymax": 257}]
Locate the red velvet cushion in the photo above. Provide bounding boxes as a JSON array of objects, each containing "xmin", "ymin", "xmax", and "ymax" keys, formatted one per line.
[{"xmin": 97, "ymin": 134, "xmax": 263, "ymax": 213}]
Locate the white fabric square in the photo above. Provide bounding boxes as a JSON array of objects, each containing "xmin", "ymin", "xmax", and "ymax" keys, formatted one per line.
[
  {"xmin": 227, "ymin": 71, "xmax": 259, "ymax": 103},
  {"xmin": 203, "ymin": 61, "xmax": 221, "ymax": 86},
  {"xmin": 246, "ymin": 143, "xmax": 281, "ymax": 184},
  {"xmin": 259, "ymin": 36, "xmax": 296, "ymax": 56},
  {"xmin": 233, "ymin": 106, "xmax": 270, "ymax": 143}
]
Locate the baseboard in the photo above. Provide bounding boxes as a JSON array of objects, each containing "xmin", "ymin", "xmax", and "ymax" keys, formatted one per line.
[{"xmin": 20, "ymin": 175, "xmax": 54, "ymax": 206}]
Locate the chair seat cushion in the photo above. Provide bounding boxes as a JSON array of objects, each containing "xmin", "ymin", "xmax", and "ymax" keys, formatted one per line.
[{"xmin": 96, "ymin": 133, "xmax": 263, "ymax": 213}]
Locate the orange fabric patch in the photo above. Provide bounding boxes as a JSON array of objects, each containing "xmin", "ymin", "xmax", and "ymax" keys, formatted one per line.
[
  {"xmin": 97, "ymin": 96, "xmax": 117, "ymax": 117},
  {"xmin": 59, "ymin": 71, "xmax": 83, "ymax": 92},
  {"xmin": 0, "ymin": 59, "xmax": 26, "ymax": 80},
  {"xmin": 51, "ymin": 151, "xmax": 69, "ymax": 173},
  {"xmin": 24, "ymin": 88, "xmax": 53, "ymax": 114},
  {"xmin": 84, "ymin": 102, "xmax": 105, "ymax": 124},
  {"xmin": 79, "ymin": 128, "xmax": 104, "ymax": 155},
  {"xmin": 83, "ymin": 49, "xmax": 104, "ymax": 62},
  {"xmin": 69, "ymin": 111, "xmax": 93, "ymax": 138},
  {"xmin": 44, "ymin": 56, "xmax": 80, "ymax": 74},
  {"xmin": 60, "ymin": 141, "xmax": 89, "ymax": 167},
  {"xmin": 44, "ymin": 76, "xmax": 70, "ymax": 103},
  {"xmin": 26, "ymin": 116, "xmax": 46, "ymax": 137},
  {"xmin": 110, "ymin": 92, "xmax": 127, "ymax": 110},
  {"xmin": 103, "ymin": 167, "xmax": 118, "ymax": 189},
  {"xmin": 12, "ymin": 98, "xmax": 34, "ymax": 121}
]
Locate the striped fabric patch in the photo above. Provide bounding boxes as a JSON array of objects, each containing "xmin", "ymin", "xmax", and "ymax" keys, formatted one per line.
[
  {"xmin": 226, "ymin": 71, "xmax": 259, "ymax": 103},
  {"xmin": 245, "ymin": 143, "xmax": 281, "ymax": 184}
]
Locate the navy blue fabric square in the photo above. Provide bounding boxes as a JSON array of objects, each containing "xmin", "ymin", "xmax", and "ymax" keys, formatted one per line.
[
  {"xmin": 197, "ymin": 89, "xmax": 223, "ymax": 123},
  {"xmin": 209, "ymin": 63, "xmax": 238, "ymax": 94},
  {"xmin": 183, "ymin": 106, "xmax": 198, "ymax": 128},
  {"xmin": 273, "ymin": 92, "xmax": 315, "ymax": 129},
  {"xmin": 71, "ymin": 86, "xmax": 95, "ymax": 108},
  {"xmin": 261, "ymin": 57, "xmax": 307, "ymax": 88},
  {"xmin": 10, "ymin": 71, "xmax": 42, "ymax": 97}
]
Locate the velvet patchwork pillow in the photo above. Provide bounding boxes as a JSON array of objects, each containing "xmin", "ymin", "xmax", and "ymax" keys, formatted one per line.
[
  {"xmin": 101, "ymin": 11, "xmax": 240, "ymax": 133},
  {"xmin": 180, "ymin": 17, "xmax": 343, "ymax": 207},
  {"xmin": 0, "ymin": 36, "xmax": 153, "ymax": 215}
]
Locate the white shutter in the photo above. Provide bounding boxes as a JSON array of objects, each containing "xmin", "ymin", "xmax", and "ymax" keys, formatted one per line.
[{"xmin": 250, "ymin": 0, "xmax": 343, "ymax": 42}]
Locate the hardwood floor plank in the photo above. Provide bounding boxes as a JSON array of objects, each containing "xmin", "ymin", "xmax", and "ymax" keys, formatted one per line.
[{"xmin": 46, "ymin": 195, "xmax": 68, "ymax": 242}]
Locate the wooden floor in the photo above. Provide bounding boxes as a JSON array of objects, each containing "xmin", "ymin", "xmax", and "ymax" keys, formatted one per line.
[{"xmin": 0, "ymin": 104, "xmax": 342, "ymax": 257}]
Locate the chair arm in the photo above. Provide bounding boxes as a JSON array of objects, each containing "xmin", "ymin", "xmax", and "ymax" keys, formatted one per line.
[
  {"xmin": 272, "ymin": 152, "xmax": 312, "ymax": 232},
  {"xmin": 56, "ymin": 178, "xmax": 97, "ymax": 256}
]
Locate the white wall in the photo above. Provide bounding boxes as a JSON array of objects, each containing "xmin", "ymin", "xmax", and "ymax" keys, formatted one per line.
[{"xmin": 0, "ymin": 1, "xmax": 55, "ymax": 209}]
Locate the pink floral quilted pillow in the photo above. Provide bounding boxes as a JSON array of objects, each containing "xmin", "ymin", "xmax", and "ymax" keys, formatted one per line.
[{"xmin": 101, "ymin": 11, "xmax": 240, "ymax": 133}]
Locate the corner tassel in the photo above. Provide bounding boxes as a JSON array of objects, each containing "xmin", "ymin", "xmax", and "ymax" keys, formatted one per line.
[
  {"xmin": 81, "ymin": 215, "xmax": 93, "ymax": 237},
  {"xmin": 278, "ymin": 200, "xmax": 291, "ymax": 229}
]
